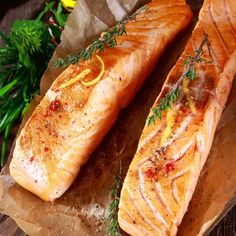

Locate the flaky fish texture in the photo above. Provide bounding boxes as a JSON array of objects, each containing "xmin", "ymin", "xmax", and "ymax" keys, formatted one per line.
[
  {"xmin": 118, "ymin": 0, "xmax": 236, "ymax": 235},
  {"xmin": 9, "ymin": 0, "xmax": 192, "ymax": 201}
]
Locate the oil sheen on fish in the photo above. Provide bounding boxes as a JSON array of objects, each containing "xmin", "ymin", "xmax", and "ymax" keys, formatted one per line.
[
  {"xmin": 9, "ymin": 0, "xmax": 192, "ymax": 201},
  {"xmin": 118, "ymin": 0, "xmax": 236, "ymax": 235}
]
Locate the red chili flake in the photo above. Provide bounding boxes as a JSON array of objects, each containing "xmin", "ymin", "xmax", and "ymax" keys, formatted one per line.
[
  {"xmin": 49, "ymin": 130, "xmax": 58, "ymax": 137},
  {"xmin": 145, "ymin": 168, "xmax": 158, "ymax": 179},
  {"xmin": 43, "ymin": 111, "xmax": 51, "ymax": 118},
  {"xmin": 50, "ymin": 99, "xmax": 62, "ymax": 112},
  {"xmin": 176, "ymin": 114, "xmax": 183, "ymax": 123},
  {"xmin": 181, "ymin": 106, "xmax": 189, "ymax": 114},
  {"xmin": 165, "ymin": 163, "xmax": 175, "ymax": 173},
  {"xmin": 29, "ymin": 156, "xmax": 35, "ymax": 163},
  {"xmin": 44, "ymin": 147, "xmax": 49, "ymax": 152}
]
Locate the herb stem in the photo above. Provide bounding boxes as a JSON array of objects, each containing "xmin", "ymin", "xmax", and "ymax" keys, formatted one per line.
[
  {"xmin": 107, "ymin": 156, "xmax": 122, "ymax": 236},
  {"xmin": 55, "ymin": 5, "xmax": 148, "ymax": 67},
  {"xmin": 169, "ymin": 34, "xmax": 209, "ymax": 96},
  {"xmin": 147, "ymin": 34, "xmax": 212, "ymax": 125},
  {"xmin": 1, "ymin": 122, "xmax": 13, "ymax": 167}
]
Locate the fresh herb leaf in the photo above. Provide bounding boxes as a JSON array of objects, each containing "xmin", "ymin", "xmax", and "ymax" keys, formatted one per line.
[
  {"xmin": 55, "ymin": 21, "xmax": 126, "ymax": 67},
  {"xmin": 9, "ymin": 20, "xmax": 50, "ymax": 67},
  {"xmin": 47, "ymin": 2, "xmax": 68, "ymax": 44},
  {"xmin": 55, "ymin": 4, "xmax": 148, "ymax": 67},
  {"xmin": 0, "ymin": 1, "xmax": 68, "ymax": 168},
  {"xmin": 147, "ymin": 87, "xmax": 180, "ymax": 126},
  {"xmin": 0, "ymin": 79, "xmax": 18, "ymax": 96},
  {"xmin": 147, "ymin": 34, "xmax": 213, "ymax": 125},
  {"xmin": 36, "ymin": 2, "xmax": 55, "ymax": 22},
  {"xmin": 107, "ymin": 154, "xmax": 124, "ymax": 236},
  {"xmin": 51, "ymin": 2, "xmax": 67, "ymax": 28},
  {"xmin": 1, "ymin": 121, "xmax": 13, "ymax": 167},
  {"xmin": 186, "ymin": 67, "xmax": 195, "ymax": 80},
  {"xmin": 108, "ymin": 173, "xmax": 122, "ymax": 236}
]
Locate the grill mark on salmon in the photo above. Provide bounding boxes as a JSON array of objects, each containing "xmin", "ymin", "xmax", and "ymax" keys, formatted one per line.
[
  {"xmin": 127, "ymin": 187, "xmax": 163, "ymax": 234},
  {"xmin": 224, "ymin": 0, "xmax": 236, "ymax": 36},
  {"xmin": 122, "ymin": 188, "xmax": 153, "ymax": 233},
  {"xmin": 9, "ymin": 1, "xmax": 193, "ymax": 201},
  {"xmin": 209, "ymin": 2, "xmax": 230, "ymax": 56},
  {"xmin": 122, "ymin": 209, "xmax": 148, "ymax": 234},
  {"xmin": 169, "ymin": 140, "xmax": 194, "ymax": 162},
  {"xmin": 118, "ymin": 0, "xmax": 236, "ymax": 235},
  {"xmin": 171, "ymin": 176, "xmax": 181, "ymax": 206},
  {"xmin": 155, "ymin": 182, "xmax": 173, "ymax": 216},
  {"xmin": 136, "ymin": 143, "xmax": 194, "ymax": 231},
  {"xmin": 136, "ymin": 144, "xmax": 194, "ymax": 229},
  {"xmin": 160, "ymin": 116, "xmax": 193, "ymax": 148},
  {"xmin": 137, "ymin": 157, "xmax": 151, "ymax": 169},
  {"xmin": 138, "ymin": 115, "xmax": 193, "ymax": 165},
  {"xmin": 137, "ymin": 124, "xmax": 164, "ymax": 153},
  {"xmin": 170, "ymin": 168, "xmax": 191, "ymax": 206},
  {"xmin": 138, "ymin": 169, "xmax": 169, "ymax": 228},
  {"xmin": 129, "ymin": 168, "xmax": 169, "ymax": 232}
]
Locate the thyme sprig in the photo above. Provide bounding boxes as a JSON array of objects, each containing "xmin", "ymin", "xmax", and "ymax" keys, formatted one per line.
[
  {"xmin": 147, "ymin": 34, "xmax": 212, "ymax": 126},
  {"xmin": 55, "ymin": 23, "xmax": 126, "ymax": 67},
  {"xmin": 55, "ymin": 5, "xmax": 148, "ymax": 67},
  {"xmin": 107, "ymin": 158, "xmax": 122, "ymax": 236},
  {"xmin": 108, "ymin": 174, "xmax": 122, "ymax": 236}
]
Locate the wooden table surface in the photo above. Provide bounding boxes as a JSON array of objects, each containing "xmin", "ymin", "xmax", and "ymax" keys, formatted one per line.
[{"xmin": 0, "ymin": 1, "xmax": 235, "ymax": 235}]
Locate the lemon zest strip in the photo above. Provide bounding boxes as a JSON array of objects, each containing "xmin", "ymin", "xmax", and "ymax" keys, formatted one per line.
[
  {"xmin": 183, "ymin": 78, "xmax": 197, "ymax": 114},
  {"xmin": 59, "ymin": 69, "xmax": 91, "ymax": 89},
  {"xmin": 81, "ymin": 55, "xmax": 105, "ymax": 87}
]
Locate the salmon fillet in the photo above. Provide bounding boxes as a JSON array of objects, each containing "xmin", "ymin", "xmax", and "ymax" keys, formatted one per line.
[
  {"xmin": 9, "ymin": 0, "xmax": 192, "ymax": 201},
  {"xmin": 118, "ymin": 0, "xmax": 236, "ymax": 235}
]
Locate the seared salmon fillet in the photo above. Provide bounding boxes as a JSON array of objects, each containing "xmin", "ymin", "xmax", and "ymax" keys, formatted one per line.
[
  {"xmin": 9, "ymin": 0, "xmax": 192, "ymax": 201},
  {"xmin": 118, "ymin": 0, "xmax": 236, "ymax": 235}
]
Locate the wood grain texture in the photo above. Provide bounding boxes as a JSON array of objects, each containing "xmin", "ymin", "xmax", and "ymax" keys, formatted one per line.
[
  {"xmin": 209, "ymin": 207, "xmax": 236, "ymax": 236},
  {"xmin": 0, "ymin": 0, "xmax": 235, "ymax": 236}
]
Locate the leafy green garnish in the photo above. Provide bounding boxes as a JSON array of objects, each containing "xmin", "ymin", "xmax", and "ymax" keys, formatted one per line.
[
  {"xmin": 108, "ymin": 173, "xmax": 122, "ymax": 236},
  {"xmin": 0, "ymin": 1, "xmax": 68, "ymax": 168},
  {"xmin": 36, "ymin": 2, "xmax": 55, "ymax": 22},
  {"xmin": 55, "ymin": 21, "xmax": 127, "ymax": 68},
  {"xmin": 147, "ymin": 34, "xmax": 213, "ymax": 126},
  {"xmin": 148, "ymin": 87, "xmax": 180, "ymax": 126},
  {"xmin": 55, "ymin": 4, "xmax": 148, "ymax": 67},
  {"xmin": 51, "ymin": 2, "xmax": 67, "ymax": 28}
]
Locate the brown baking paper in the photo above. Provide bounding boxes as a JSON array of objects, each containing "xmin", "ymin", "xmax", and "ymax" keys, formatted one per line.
[{"xmin": 0, "ymin": 0, "xmax": 236, "ymax": 235}]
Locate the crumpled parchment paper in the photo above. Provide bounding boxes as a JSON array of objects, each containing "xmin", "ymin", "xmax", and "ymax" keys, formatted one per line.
[{"xmin": 0, "ymin": 0, "xmax": 235, "ymax": 235}]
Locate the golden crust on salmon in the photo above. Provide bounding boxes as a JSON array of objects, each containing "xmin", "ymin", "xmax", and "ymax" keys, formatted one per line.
[
  {"xmin": 118, "ymin": 0, "xmax": 236, "ymax": 235},
  {"xmin": 9, "ymin": 0, "xmax": 193, "ymax": 201}
]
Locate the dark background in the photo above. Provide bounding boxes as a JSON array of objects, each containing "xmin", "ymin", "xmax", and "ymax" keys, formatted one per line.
[{"xmin": 0, "ymin": 0, "xmax": 235, "ymax": 235}]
